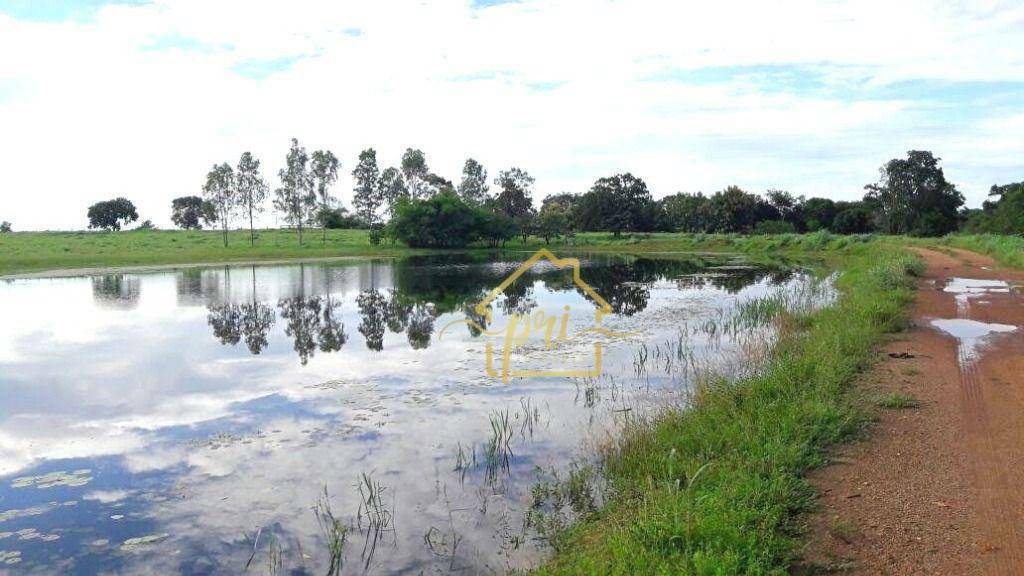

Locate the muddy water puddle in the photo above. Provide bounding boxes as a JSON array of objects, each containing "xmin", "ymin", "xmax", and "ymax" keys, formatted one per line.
[{"xmin": 930, "ymin": 277, "xmax": 1022, "ymax": 368}]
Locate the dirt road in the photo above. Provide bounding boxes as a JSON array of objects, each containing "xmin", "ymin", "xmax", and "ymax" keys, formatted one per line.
[{"xmin": 802, "ymin": 247, "xmax": 1024, "ymax": 575}]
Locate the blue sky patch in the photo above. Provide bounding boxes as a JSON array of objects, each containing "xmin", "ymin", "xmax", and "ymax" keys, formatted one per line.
[
  {"xmin": 231, "ymin": 55, "xmax": 305, "ymax": 79},
  {"xmin": 0, "ymin": 0, "xmax": 149, "ymax": 22}
]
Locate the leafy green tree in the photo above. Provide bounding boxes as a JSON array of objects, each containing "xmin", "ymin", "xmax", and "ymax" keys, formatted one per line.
[
  {"xmin": 87, "ymin": 197, "xmax": 139, "ymax": 231},
  {"xmin": 637, "ymin": 196, "xmax": 668, "ymax": 232},
  {"xmin": 574, "ymin": 182, "xmax": 614, "ymax": 232},
  {"xmin": 493, "ymin": 167, "xmax": 536, "ymax": 242},
  {"xmin": 831, "ymin": 201, "xmax": 875, "ymax": 234},
  {"xmin": 203, "ymin": 163, "xmax": 236, "ymax": 246},
  {"xmin": 310, "ymin": 149, "xmax": 340, "ymax": 244},
  {"xmin": 275, "ymin": 138, "xmax": 314, "ymax": 245},
  {"xmin": 753, "ymin": 219, "xmax": 796, "ymax": 234},
  {"xmin": 390, "ymin": 192, "xmax": 481, "ymax": 248},
  {"xmin": 540, "ymin": 192, "xmax": 578, "ymax": 215},
  {"xmin": 538, "ymin": 204, "xmax": 569, "ymax": 244},
  {"xmin": 457, "ymin": 158, "xmax": 489, "ymax": 206},
  {"xmin": 964, "ymin": 181, "xmax": 1024, "ymax": 234},
  {"xmin": 352, "ymin": 148, "xmax": 383, "ymax": 240},
  {"xmin": 766, "ymin": 189, "xmax": 803, "ymax": 229},
  {"xmin": 236, "ymin": 152, "xmax": 268, "ymax": 246},
  {"xmin": 864, "ymin": 150, "xmax": 964, "ymax": 236},
  {"xmin": 661, "ymin": 192, "xmax": 713, "ymax": 232},
  {"xmin": 475, "ymin": 210, "xmax": 516, "ymax": 247},
  {"xmin": 424, "ymin": 172, "xmax": 455, "ymax": 197},
  {"xmin": 379, "ymin": 167, "xmax": 408, "ymax": 219},
  {"xmin": 577, "ymin": 173, "xmax": 652, "ymax": 236},
  {"xmin": 401, "ymin": 148, "xmax": 429, "ymax": 200},
  {"xmin": 539, "ymin": 193, "xmax": 577, "ymax": 242},
  {"xmin": 709, "ymin": 186, "xmax": 759, "ymax": 232},
  {"xmin": 801, "ymin": 197, "xmax": 838, "ymax": 231},
  {"xmin": 171, "ymin": 196, "xmax": 217, "ymax": 230},
  {"xmin": 0, "ymin": 221, "xmax": 11, "ymax": 233}
]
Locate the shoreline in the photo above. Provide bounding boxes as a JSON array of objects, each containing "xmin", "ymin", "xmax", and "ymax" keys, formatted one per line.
[{"xmin": 0, "ymin": 255, "xmax": 399, "ymax": 281}]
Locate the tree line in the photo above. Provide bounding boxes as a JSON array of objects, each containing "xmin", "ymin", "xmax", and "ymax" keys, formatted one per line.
[
  {"xmin": 389, "ymin": 149, "xmax": 978, "ymax": 246},
  {"xmin": 75, "ymin": 147, "xmax": 1019, "ymax": 242}
]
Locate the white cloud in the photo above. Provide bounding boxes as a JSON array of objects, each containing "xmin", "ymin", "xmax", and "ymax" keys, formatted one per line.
[{"xmin": 1, "ymin": 0, "xmax": 1022, "ymax": 230}]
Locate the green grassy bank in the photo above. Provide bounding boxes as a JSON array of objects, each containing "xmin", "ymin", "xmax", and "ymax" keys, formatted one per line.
[
  {"xmin": 537, "ymin": 242, "xmax": 922, "ymax": 575},
  {"xmin": 0, "ymin": 228, "xmax": 875, "ymax": 277},
  {"xmin": 0, "ymin": 229, "xmax": 414, "ymax": 276},
  {"xmin": 936, "ymin": 233, "xmax": 1024, "ymax": 269}
]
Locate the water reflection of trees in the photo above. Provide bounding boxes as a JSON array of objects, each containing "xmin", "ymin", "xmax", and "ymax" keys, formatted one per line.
[
  {"xmin": 356, "ymin": 289, "xmax": 436, "ymax": 351},
  {"xmin": 91, "ymin": 274, "xmax": 141, "ymax": 309},
  {"xmin": 192, "ymin": 255, "xmax": 785, "ymax": 362},
  {"xmin": 207, "ymin": 268, "xmax": 277, "ymax": 355},
  {"xmin": 278, "ymin": 294, "xmax": 348, "ymax": 365},
  {"xmin": 356, "ymin": 290, "xmax": 387, "ymax": 352}
]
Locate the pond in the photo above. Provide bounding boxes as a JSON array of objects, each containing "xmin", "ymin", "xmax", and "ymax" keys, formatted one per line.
[{"xmin": 0, "ymin": 253, "xmax": 832, "ymax": 574}]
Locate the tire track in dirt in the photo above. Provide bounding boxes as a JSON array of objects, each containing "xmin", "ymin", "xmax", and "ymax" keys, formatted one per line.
[{"xmin": 800, "ymin": 247, "xmax": 1024, "ymax": 575}]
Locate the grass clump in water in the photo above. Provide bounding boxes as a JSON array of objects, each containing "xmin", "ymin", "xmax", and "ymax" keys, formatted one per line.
[
  {"xmin": 313, "ymin": 487, "xmax": 348, "ymax": 576},
  {"xmin": 537, "ymin": 245, "xmax": 919, "ymax": 575}
]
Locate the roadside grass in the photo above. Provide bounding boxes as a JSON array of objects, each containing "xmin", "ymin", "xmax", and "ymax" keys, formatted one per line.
[
  {"xmin": 876, "ymin": 393, "xmax": 921, "ymax": 410},
  {"xmin": 938, "ymin": 234, "xmax": 1024, "ymax": 270},
  {"xmin": 536, "ymin": 245, "xmax": 920, "ymax": 575},
  {"xmin": 894, "ymin": 233, "xmax": 1024, "ymax": 270}
]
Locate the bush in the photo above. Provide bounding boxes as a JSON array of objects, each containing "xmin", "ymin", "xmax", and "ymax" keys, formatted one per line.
[
  {"xmin": 391, "ymin": 192, "xmax": 481, "ymax": 248},
  {"xmin": 320, "ymin": 207, "xmax": 367, "ymax": 229},
  {"xmin": 476, "ymin": 210, "xmax": 517, "ymax": 248},
  {"xmin": 753, "ymin": 220, "xmax": 797, "ymax": 234},
  {"xmin": 831, "ymin": 206, "xmax": 874, "ymax": 234}
]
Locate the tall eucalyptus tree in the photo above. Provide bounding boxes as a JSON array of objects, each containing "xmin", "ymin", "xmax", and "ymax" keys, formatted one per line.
[
  {"xmin": 310, "ymin": 149, "xmax": 340, "ymax": 244},
  {"xmin": 202, "ymin": 163, "xmax": 236, "ymax": 247},
  {"xmin": 400, "ymin": 148, "xmax": 429, "ymax": 200},
  {"xmin": 378, "ymin": 167, "xmax": 407, "ymax": 219},
  {"xmin": 352, "ymin": 148, "xmax": 382, "ymax": 227},
  {"xmin": 235, "ymin": 151, "xmax": 268, "ymax": 246},
  {"xmin": 274, "ymin": 138, "xmax": 314, "ymax": 245},
  {"xmin": 457, "ymin": 158, "xmax": 489, "ymax": 206}
]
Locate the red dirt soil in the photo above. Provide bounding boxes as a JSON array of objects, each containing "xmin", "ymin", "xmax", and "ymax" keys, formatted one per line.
[{"xmin": 801, "ymin": 247, "xmax": 1024, "ymax": 575}]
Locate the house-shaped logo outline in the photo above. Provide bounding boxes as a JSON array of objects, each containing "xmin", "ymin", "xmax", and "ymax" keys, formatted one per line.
[{"xmin": 475, "ymin": 248, "xmax": 613, "ymax": 383}]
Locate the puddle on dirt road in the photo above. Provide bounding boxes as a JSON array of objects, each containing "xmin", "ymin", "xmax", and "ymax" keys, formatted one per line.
[
  {"xmin": 0, "ymin": 253, "xmax": 832, "ymax": 575},
  {"xmin": 930, "ymin": 319, "xmax": 1017, "ymax": 366},
  {"xmin": 942, "ymin": 277, "xmax": 1013, "ymax": 313},
  {"xmin": 932, "ymin": 277, "xmax": 1021, "ymax": 366}
]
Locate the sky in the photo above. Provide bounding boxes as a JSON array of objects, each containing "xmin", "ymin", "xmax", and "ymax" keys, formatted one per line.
[{"xmin": 0, "ymin": 0, "xmax": 1022, "ymax": 230}]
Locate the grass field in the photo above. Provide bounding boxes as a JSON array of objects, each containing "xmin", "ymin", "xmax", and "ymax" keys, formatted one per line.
[
  {"xmin": 0, "ymin": 228, "xmax": 413, "ymax": 276},
  {"xmin": 537, "ymin": 242, "xmax": 921, "ymax": 574},
  {"xmin": 0, "ymin": 228, "xmax": 882, "ymax": 277}
]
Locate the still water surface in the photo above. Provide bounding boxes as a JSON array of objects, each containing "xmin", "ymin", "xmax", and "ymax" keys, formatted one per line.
[{"xmin": 0, "ymin": 253, "xmax": 823, "ymax": 574}]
